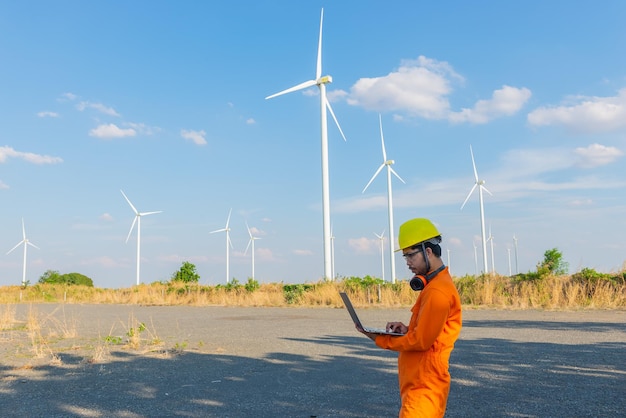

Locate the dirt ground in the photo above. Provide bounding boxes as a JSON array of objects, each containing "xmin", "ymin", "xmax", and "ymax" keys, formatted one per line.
[{"xmin": 1, "ymin": 304, "xmax": 625, "ymax": 417}]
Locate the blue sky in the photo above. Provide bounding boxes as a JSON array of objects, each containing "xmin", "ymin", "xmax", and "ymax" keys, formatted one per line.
[{"xmin": 1, "ymin": 1, "xmax": 626, "ymax": 288}]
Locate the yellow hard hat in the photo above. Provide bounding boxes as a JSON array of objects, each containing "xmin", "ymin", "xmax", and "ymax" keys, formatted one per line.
[{"xmin": 396, "ymin": 218, "xmax": 441, "ymax": 251}]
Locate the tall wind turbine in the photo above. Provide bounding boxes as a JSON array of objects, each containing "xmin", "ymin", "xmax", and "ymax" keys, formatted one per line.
[
  {"xmin": 362, "ymin": 115, "xmax": 405, "ymax": 283},
  {"xmin": 265, "ymin": 8, "xmax": 347, "ymax": 281},
  {"xmin": 244, "ymin": 222, "xmax": 261, "ymax": 281},
  {"xmin": 6, "ymin": 218, "xmax": 39, "ymax": 286},
  {"xmin": 330, "ymin": 226, "xmax": 336, "ymax": 280},
  {"xmin": 211, "ymin": 209, "xmax": 233, "ymax": 284},
  {"xmin": 374, "ymin": 230, "xmax": 385, "ymax": 282},
  {"xmin": 461, "ymin": 145, "xmax": 492, "ymax": 274},
  {"xmin": 121, "ymin": 190, "xmax": 162, "ymax": 286}
]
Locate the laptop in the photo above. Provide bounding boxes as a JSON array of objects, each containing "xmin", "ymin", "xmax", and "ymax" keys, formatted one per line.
[{"xmin": 339, "ymin": 292, "xmax": 404, "ymax": 336}]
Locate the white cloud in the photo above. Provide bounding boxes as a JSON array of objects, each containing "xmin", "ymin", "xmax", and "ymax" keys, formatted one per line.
[
  {"xmin": 58, "ymin": 92, "xmax": 77, "ymax": 102},
  {"xmin": 181, "ymin": 129, "xmax": 207, "ymax": 145},
  {"xmin": 346, "ymin": 56, "xmax": 460, "ymax": 119},
  {"xmin": 0, "ymin": 146, "xmax": 63, "ymax": 164},
  {"xmin": 89, "ymin": 123, "xmax": 136, "ymax": 138},
  {"xmin": 348, "ymin": 237, "xmax": 377, "ymax": 254},
  {"xmin": 0, "ymin": 180, "xmax": 9, "ymax": 189},
  {"xmin": 37, "ymin": 111, "xmax": 59, "ymax": 118},
  {"xmin": 246, "ymin": 118, "xmax": 256, "ymax": 125},
  {"xmin": 76, "ymin": 101, "xmax": 120, "ymax": 117},
  {"xmin": 448, "ymin": 85, "xmax": 532, "ymax": 124},
  {"xmin": 126, "ymin": 122, "xmax": 160, "ymax": 136},
  {"xmin": 574, "ymin": 143, "xmax": 624, "ymax": 168},
  {"xmin": 293, "ymin": 249, "xmax": 313, "ymax": 256},
  {"xmin": 100, "ymin": 213, "xmax": 114, "ymax": 222},
  {"xmin": 527, "ymin": 88, "xmax": 626, "ymax": 132},
  {"xmin": 345, "ymin": 56, "xmax": 528, "ymax": 123}
]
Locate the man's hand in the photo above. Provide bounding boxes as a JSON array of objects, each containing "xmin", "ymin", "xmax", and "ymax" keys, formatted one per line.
[
  {"xmin": 355, "ymin": 324, "xmax": 379, "ymax": 341},
  {"xmin": 386, "ymin": 322, "xmax": 408, "ymax": 334}
]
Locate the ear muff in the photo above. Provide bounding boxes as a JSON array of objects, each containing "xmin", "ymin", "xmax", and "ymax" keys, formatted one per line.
[{"xmin": 410, "ymin": 265, "xmax": 445, "ymax": 291}]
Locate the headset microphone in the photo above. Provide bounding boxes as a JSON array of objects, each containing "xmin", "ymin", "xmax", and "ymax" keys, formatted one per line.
[{"xmin": 410, "ymin": 264, "xmax": 446, "ymax": 291}]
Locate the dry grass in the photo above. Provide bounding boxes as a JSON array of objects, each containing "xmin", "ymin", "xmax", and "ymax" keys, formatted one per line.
[{"xmin": 0, "ymin": 275, "xmax": 624, "ymax": 309}]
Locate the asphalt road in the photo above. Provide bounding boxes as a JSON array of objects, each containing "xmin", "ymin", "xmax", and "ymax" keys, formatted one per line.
[{"xmin": 1, "ymin": 304, "xmax": 624, "ymax": 417}]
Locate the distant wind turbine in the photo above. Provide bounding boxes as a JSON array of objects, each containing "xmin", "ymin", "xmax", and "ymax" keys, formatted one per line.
[
  {"xmin": 461, "ymin": 145, "xmax": 492, "ymax": 274},
  {"xmin": 513, "ymin": 234, "xmax": 519, "ymax": 274},
  {"xmin": 244, "ymin": 222, "xmax": 261, "ymax": 281},
  {"xmin": 374, "ymin": 230, "xmax": 385, "ymax": 282},
  {"xmin": 362, "ymin": 115, "xmax": 405, "ymax": 283},
  {"xmin": 121, "ymin": 190, "xmax": 162, "ymax": 286},
  {"xmin": 265, "ymin": 8, "xmax": 347, "ymax": 281},
  {"xmin": 507, "ymin": 247, "xmax": 512, "ymax": 276},
  {"xmin": 211, "ymin": 209, "xmax": 233, "ymax": 284},
  {"xmin": 6, "ymin": 218, "xmax": 39, "ymax": 286},
  {"xmin": 487, "ymin": 226, "xmax": 495, "ymax": 274}
]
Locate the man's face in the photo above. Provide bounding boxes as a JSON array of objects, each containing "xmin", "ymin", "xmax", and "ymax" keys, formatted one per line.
[{"xmin": 402, "ymin": 247, "xmax": 428, "ymax": 276}]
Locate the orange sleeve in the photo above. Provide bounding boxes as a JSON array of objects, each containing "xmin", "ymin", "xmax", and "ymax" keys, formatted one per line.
[{"xmin": 375, "ymin": 287, "xmax": 450, "ymax": 352}]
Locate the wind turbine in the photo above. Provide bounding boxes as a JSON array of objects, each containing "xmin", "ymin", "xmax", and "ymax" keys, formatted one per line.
[
  {"xmin": 265, "ymin": 8, "xmax": 347, "ymax": 281},
  {"xmin": 362, "ymin": 115, "xmax": 405, "ymax": 283},
  {"xmin": 374, "ymin": 230, "xmax": 385, "ymax": 282},
  {"xmin": 330, "ymin": 226, "xmax": 336, "ymax": 280},
  {"xmin": 461, "ymin": 145, "xmax": 492, "ymax": 274},
  {"xmin": 473, "ymin": 242, "xmax": 478, "ymax": 276},
  {"xmin": 513, "ymin": 234, "xmax": 519, "ymax": 274},
  {"xmin": 244, "ymin": 222, "xmax": 261, "ymax": 281},
  {"xmin": 211, "ymin": 209, "xmax": 233, "ymax": 284},
  {"xmin": 487, "ymin": 226, "xmax": 495, "ymax": 274},
  {"xmin": 121, "ymin": 190, "xmax": 162, "ymax": 286},
  {"xmin": 6, "ymin": 218, "xmax": 39, "ymax": 286}
]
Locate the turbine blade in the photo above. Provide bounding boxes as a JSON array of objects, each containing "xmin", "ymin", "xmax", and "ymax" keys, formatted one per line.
[
  {"xmin": 140, "ymin": 210, "xmax": 162, "ymax": 216},
  {"xmin": 469, "ymin": 145, "xmax": 479, "ymax": 182},
  {"xmin": 6, "ymin": 241, "xmax": 24, "ymax": 255},
  {"xmin": 481, "ymin": 185, "xmax": 493, "ymax": 196},
  {"xmin": 246, "ymin": 222, "xmax": 252, "ymax": 238},
  {"xmin": 227, "ymin": 234, "xmax": 233, "ymax": 249},
  {"xmin": 265, "ymin": 79, "xmax": 317, "ymax": 100},
  {"xmin": 362, "ymin": 164, "xmax": 385, "ymax": 193},
  {"xmin": 461, "ymin": 184, "xmax": 478, "ymax": 210},
  {"xmin": 126, "ymin": 216, "xmax": 138, "ymax": 243},
  {"xmin": 325, "ymin": 99, "xmax": 347, "ymax": 142},
  {"xmin": 27, "ymin": 242, "xmax": 40, "ymax": 250},
  {"xmin": 120, "ymin": 190, "xmax": 139, "ymax": 215},
  {"xmin": 389, "ymin": 167, "xmax": 406, "ymax": 184},
  {"xmin": 225, "ymin": 208, "xmax": 232, "ymax": 228},
  {"xmin": 316, "ymin": 8, "xmax": 324, "ymax": 80},
  {"xmin": 210, "ymin": 228, "xmax": 226, "ymax": 234},
  {"xmin": 379, "ymin": 115, "xmax": 387, "ymax": 161},
  {"xmin": 21, "ymin": 218, "xmax": 26, "ymax": 239},
  {"xmin": 244, "ymin": 239, "xmax": 252, "ymax": 256}
]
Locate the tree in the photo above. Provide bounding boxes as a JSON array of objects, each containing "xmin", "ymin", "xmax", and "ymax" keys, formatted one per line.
[
  {"xmin": 171, "ymin": 261, "xmax": 200, "ymax": 283},
  {"xmin": 537, "ymin": 248, "xmax": 569, "ymax": 276},
  {"xmin": 39, "ymin": 270, "xmax": 61, "ymax": 284},
  {"xmin": 39, "ymin": 270, "xmax": 94, "ymax": 286}
]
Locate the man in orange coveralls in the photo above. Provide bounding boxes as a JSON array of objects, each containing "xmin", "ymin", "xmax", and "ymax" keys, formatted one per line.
[{"xmin": 356, "ymin": 218, "xmax": 462, "ymax": 418}]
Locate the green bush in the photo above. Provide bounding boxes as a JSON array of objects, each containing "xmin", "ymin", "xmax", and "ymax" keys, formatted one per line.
[
  {"xmin": 39, "ymin": 270, "xmax": 94, "ymax": 287},
  {"xmin": 283, "ymin": 283, "xmax": 314, "ymax": 304},
  {"xmin": 171, "ymin": 261, "xmax": 200, "ymax": 283}
]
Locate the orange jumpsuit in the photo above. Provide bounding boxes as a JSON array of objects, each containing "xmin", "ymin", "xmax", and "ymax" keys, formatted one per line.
[{"xmin": 376, "ymin": 267, "xmax": 462, "ymax": 418}]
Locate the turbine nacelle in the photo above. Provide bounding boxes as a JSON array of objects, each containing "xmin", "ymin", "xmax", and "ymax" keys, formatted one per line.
[{"xmin": 317, "ymin": 75, "xmax": 332, "ymax": 85}]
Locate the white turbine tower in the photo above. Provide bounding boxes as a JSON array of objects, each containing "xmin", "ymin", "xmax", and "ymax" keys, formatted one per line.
[
  {"xmin": 362, "ymin": 115, "xmax": 405, "ymax": 283},
  {"xmin": 513, "ymin": 234, "xmax": 519, "ymax": 274},
  {"xmin": 7, "ymin": 218, "xmax": 39, "ymax": 286},
  {"xmin": 121, "ymin": 190, "xmax": 162, "ymax": 286},
  {"xmin": 265, "ymin": 8, "xmax": 347, "ymax": 281},
  {"xmin": 487, "ymin": 226, "xmax": 495, "ymax": 274},
  {"xmin": 330, "ymin": 226, "xmax": 336, "ymax": 280},
  {"xmin": 211, "ymin": 209, "xmax": 233, "ymax": 284},
  {"xmin": 461, "ymin": 145, "xmax": 492, "ymax": 274},
  {"xmin": 244, "ymin": 222, "xmax": 261, "ymax": 281},
  {"xmin": 374, "ymin": 230, "xmax": 385, "ymax": 282}
]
